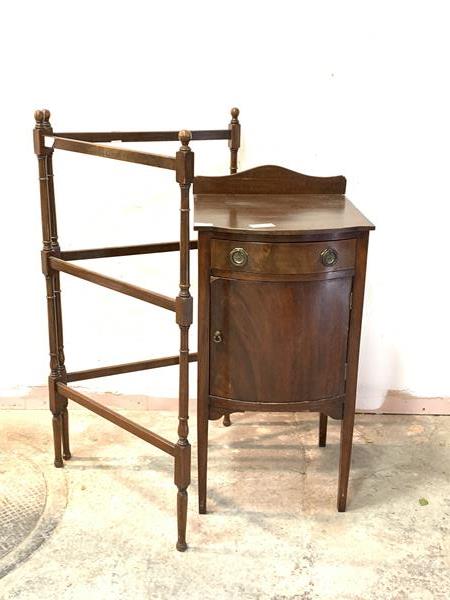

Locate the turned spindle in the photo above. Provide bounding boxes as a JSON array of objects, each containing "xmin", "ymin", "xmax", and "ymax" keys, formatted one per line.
[
  {"xmin": 174, "ymin": 129, "xmax": 194, "ymax": 551},
  {"xmin": 229, "ymin": 107, "xmax": 240, "ymax": 175}
]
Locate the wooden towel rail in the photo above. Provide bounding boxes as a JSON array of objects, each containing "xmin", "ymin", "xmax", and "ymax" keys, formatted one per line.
[{"xmin": 33, "ymin": 107, "xmax": 241, "ymax": 551}]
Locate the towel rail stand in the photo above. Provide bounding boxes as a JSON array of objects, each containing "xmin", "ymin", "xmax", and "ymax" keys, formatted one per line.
[{"xmin": 33, "ymin": 107, "xmax": 241, "ymax": 551}]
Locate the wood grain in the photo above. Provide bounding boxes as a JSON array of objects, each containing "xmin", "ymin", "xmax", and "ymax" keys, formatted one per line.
[
  {"xmin": 211, "ymin": 238, "xmax": 356, "ymax": 275},
  {"xmin": 194, "ymin": 193, "xmax": 374, "ymax": 236},
  {"xmin": 53, "ymin": 137, "xmax": 176, "ymax": 170},
  {"xmin": 194, "ymin": 165, "xmax": 346, "ymax": 194},
  {"xmin": 210, "ymin": 277, "xmax": 352, "ymax": 403}
]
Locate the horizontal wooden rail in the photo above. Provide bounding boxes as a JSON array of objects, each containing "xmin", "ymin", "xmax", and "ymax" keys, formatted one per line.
[
  {"xmin": 49, "ymin": 257, "xmax": 176, "ymax": 311},
  {"xmin": 53, "ymin": 137, "xmax": 176, "ymax": 170},
  {"xmin": 51, "ymin": 129, "xmax": 230, "ymax": 143},
  {"xmin": 61, "ymin": 240, "xmax": 198, "ymax": 261},
  {"xmin": 57, "ymin": 383, "xmax": 176, "ymax": 456},
  {"xmin": 67, "ymin": 352, "xmax": 198, "ymax": 382}
]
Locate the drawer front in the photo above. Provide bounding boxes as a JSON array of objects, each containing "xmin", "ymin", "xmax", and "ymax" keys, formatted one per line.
[{"xmin": 211, "ymin": 238, "xmax": 356, "ymax": 275}]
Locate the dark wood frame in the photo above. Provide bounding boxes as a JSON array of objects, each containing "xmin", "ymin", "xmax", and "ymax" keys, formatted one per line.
[{"xmin": 33, "ymin": 107, "xmax": 241, "ymax": 552}]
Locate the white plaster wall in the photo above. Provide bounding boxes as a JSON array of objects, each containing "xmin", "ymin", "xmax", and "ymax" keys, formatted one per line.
[{"xmin": 1, "ymin": 1, "xmax": 449, "ymax": 409}]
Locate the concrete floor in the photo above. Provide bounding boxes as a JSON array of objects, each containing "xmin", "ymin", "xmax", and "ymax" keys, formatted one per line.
[{"xmin": 0, "ymin": 408, "xmax": 449, "ymax": 600}]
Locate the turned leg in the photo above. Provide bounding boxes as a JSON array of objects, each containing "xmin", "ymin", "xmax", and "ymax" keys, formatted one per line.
[
  {"xmin": 35, "ymin": 111, "xmax": 69, "ymax": 469},
  {"xmin": 337, "ymin": 405, "xmax": 355, "ymax": 511},
  {"xmin": 223, "ymin": 414, "xmax": 231, "ymax": 427},
  {"xmin": 51, "ymin": 414, "xmax": 63, "ymax": 468},
  {"xmin": 175, "ymin": 442, "xmax": 191, "ymax": 552},
  {"xmin": 61, "ymin": 401, "xmax": 71, "ymax": 460},
  {"xmin": 49, "ymin": 378, "xmax": 63, "ymax": 468},
  {"xmin": 176, "ymin": 487, "xmax": 188, "ymax": 552},
  {"xmin": 174, "ymin": 140, "xmax": 193, "ymax": 550},
  {"xmin": 319, "ymin": 413, "xmax": 328, "ymax": 447},
  {"xmin": 53, "ymin": 269, "xmax": 70, "ymax": 460}
]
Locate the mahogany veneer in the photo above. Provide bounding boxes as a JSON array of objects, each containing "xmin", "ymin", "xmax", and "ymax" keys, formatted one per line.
[{"xmin": 194, "ymin": 165, "xmax": 374, "ymax": 518}]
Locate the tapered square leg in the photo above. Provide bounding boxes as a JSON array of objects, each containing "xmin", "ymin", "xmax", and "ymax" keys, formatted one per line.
[
  {"xmin": 198, "ymin": 407, "xmax": 209, "ymax": 514},
  {"xmin": 337, "ymin": 407, "xmax": 355, "ymax": 511},
  {"xmin": 319, "ymin": 412, "xmax": 328, "ymax": 447}
]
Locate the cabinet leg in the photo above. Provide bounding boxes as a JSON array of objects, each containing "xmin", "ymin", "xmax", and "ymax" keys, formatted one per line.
[
  {"xmin": 223, "ymin": 414, "xmax": 231, "ymax": 427},
  {"xmin": 337, "ymin": 406, "xmax": 355, "ymax": 511},
  {"xmin": 198, "ymin": 406, "xmax": 209, "ymax": 514},
  {"xmin": 61, "ymin": 401, "xmax": 71, "ymax": 460},
  {"xmin": 319, "ymin": 413, "xmax": 328, "ymax": 447}
]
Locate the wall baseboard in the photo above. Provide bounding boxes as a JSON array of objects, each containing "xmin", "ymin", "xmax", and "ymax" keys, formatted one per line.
[{"xmin": 358, "ymin": 389, "xmax": 450, "ymax": 415}]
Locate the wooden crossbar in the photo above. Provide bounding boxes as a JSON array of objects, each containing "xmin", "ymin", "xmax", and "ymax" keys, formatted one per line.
[
  {"xmin": 56, "ymin": 383, "xmax": 176, "ymax": 456},
  {"xmin": 61, "ymin": 240, "xmax": 198, "ymax": 261},
  {"xmin": 49, "ymin": 257, "xmax": 176, "ymax": 311},
  {"xmin": 53, "ymin": 137, "xmax": 176, "ymax": 170},
  {"xmin": 67, "ymin": 352, "xmax": 198, "ymax": 382},
  {"xmin": 51, "ymin": 130, "xmax": 230, "ymax": 143}
]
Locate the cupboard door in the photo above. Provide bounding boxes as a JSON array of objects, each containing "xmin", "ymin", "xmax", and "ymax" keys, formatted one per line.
[{"xmin": 210, "ymin": 277, "xmax": 352, "ymax": 403}]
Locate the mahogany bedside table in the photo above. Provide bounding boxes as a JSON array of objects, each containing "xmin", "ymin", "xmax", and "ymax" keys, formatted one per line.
[{"xmin": 194, "ymin": 165, "xmax": 375, "ymax": 515}]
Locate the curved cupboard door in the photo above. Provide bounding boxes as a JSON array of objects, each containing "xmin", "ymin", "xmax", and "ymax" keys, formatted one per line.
[{"xmin": 210, "ymin": 277, "xmax": 352, "ymax": 404}]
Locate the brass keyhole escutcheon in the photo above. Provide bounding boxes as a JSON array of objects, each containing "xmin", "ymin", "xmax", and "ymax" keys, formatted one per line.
[
  {"xmin": 213, "ymin": 330, "xmax": 223, "ymax": 344},
  {"xmin": 229, "ymin": 247, "xmax": 248, "ymax": 267},
  {"xmin": 320, "ymin": 247, "xmax": 338, "ymax": 267}
]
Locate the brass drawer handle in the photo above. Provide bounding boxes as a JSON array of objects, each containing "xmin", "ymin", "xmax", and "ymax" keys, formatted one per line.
[
  {"xmin": 213, "ymin": 330, "xmax": 223, "ymax": 344},
  {"xmin": 320, "ymin": 247, "xmax": 338, "ymax": 267},
  {"xmin": 229, "ymin": 247, "xmax": 248, "ymax": 267}
]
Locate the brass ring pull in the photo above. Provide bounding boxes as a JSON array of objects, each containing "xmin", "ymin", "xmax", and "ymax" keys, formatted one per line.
[
  {"xmin": 229, "ymin": 247, "xmax": 248, "ymax": 267},
  {"xmin": 320, "ymin": 247, "xmax": 338, "ymax": 267},
  {"xmin": 213, "ymin": 330, "xmax": 223, "ymax": 344}
]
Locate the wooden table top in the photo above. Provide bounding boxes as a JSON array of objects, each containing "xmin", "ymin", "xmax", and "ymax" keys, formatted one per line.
[{"xmin": 194, "ymin": 193, "xmax": 375, "ymax": 236}]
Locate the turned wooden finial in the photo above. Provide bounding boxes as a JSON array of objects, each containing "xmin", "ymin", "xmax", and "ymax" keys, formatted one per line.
[
  {"xmin": 42, "ymin": 109, "xmax": 51, "ymax": 125},
  {"xmin": 230, "ymin": 107, "xmax": 240, "ymax": 124},
  {"xmin": 34, "ymin": 109, "xmax": 44, "ymax": 125},
  {"xmin": 33, "ymin": 109, "xmax": 52, "ymax": 153},
  {"xmin": 178, "ymin": 129, "xmax": 192, "ymax": 151},
  {"xmin": 34, "ymin": 109, "xmax": 51, "ymax": 129}
]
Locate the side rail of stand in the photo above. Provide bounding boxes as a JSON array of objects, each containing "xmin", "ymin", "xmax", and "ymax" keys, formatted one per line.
[{"xmin": 33, "ymin": 107, "xmax": 241, "ymax": 552}]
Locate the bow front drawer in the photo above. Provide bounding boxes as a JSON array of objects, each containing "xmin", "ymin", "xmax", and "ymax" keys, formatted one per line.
[{"xmin": 211, "ymin": 238, "xmax": 356, "ymax": 275}]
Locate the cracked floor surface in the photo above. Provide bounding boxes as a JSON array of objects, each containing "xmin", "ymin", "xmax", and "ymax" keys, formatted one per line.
[{"xmin": 0, "ymin": 408, "xmax": 449, "ymax": 599}]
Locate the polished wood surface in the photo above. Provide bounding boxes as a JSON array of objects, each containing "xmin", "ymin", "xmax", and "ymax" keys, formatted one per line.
[
  {"xmin": 337, "ymin": 232, "xmax": 369, "ymax": 511},
  {"xmin": 210, "ymin": 238, "xmax": 356, "ymax": 275},
  {"xmin": 194, "ymin": 165, "xmax": 346, "ymax": 194},
  {"xmin": 61, "ymin": 240, "xmax": 198, "ymax": 261},
  {"xmin": 196, "ymin": 163, "xmax": 374, "ymax": 521},
  {"xmin": 194, "ymin": 193, "xmax": 374, "ymax": 236},
  {"xmin": 210, "ymin": 277, "xmax": 352, "ymax": 403}
]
